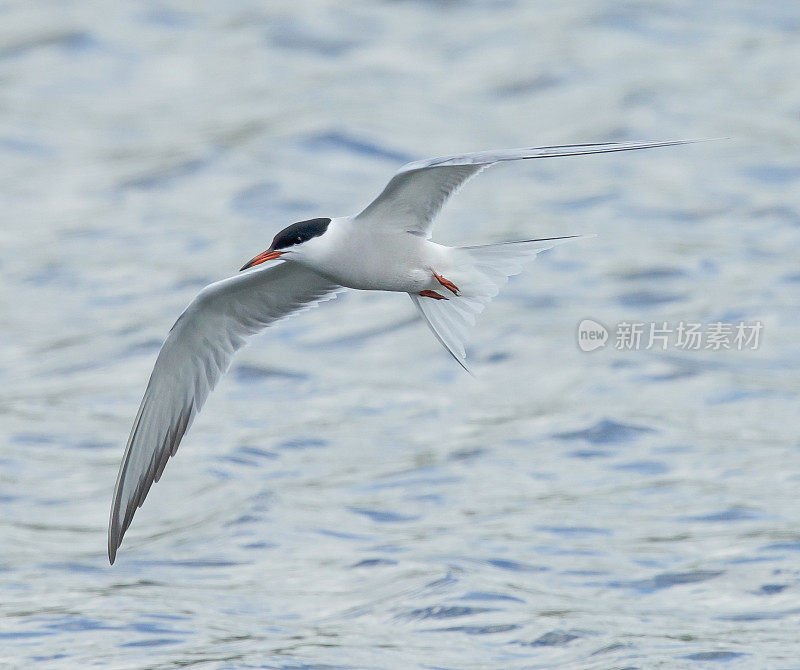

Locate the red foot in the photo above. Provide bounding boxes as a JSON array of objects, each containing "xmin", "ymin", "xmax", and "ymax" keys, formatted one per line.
[
  {"xmin": 419, "ymin": 289, "xmax": 448, "ymax": 300},
  {"xmin": 432, "ymin": 270, "xmax": 459, "ymax": 295}
]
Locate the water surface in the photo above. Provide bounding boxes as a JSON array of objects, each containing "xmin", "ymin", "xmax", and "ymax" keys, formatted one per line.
[{"xmin": 1, "ymin": 1, "xmax": 799, "ymax": 668}]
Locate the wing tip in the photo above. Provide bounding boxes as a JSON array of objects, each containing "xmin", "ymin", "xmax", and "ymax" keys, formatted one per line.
[
  {"xmin": 108, "ymin": 472, "xmax": 126, "ymax": 565},
  {"xmin": 398, "ymin": 137, "xmax": 723, "ymax": 174},
  {"xmin": 108, "ymin": 529, "xmax": 119, "ymax": 565}
]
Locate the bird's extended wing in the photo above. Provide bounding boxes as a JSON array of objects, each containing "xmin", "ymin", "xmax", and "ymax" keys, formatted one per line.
[
  {"xmin": 108, "ymin": 262, "xmax": 343, "ymax": 563},
  {"xmin": 354, "ymin": 140, "xmax": 702, "ymax": 238}
]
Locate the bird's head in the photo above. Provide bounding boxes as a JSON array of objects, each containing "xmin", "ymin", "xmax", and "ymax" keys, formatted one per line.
[{"xmin": 240, "ymin": 217, "xmax": 331, "ymax": 270}]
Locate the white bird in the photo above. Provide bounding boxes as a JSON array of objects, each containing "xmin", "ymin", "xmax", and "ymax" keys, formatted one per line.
[{"xmin": 108, "ymin": 139, "xmax": 698, "ymax": 563}]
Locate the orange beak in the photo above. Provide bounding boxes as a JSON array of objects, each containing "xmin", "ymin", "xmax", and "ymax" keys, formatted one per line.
[{"xmin": 240, "ymin": 250, "xmax": 284, "ymax": 271}]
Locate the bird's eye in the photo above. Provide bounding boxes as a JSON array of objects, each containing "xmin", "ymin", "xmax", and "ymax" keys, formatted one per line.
[{"xmin": 296, "ymin": 236, "xmax": 302, "ymax": 243}]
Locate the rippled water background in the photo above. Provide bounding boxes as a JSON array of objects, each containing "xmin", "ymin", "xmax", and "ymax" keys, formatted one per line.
[{"xmin": 2, "ymin": 1, "xmax": 799, "ymax": 668}]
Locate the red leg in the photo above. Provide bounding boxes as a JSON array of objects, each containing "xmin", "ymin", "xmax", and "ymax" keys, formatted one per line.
[
  {"xmin": 419, "ymin": 289, "xmax": 448, "ymax": 300},
  {"xmin": 432, "ymin": 269, "xmax": 459, "ymax": 295}
]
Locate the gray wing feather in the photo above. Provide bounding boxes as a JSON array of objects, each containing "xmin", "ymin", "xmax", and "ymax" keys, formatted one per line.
[
  {"xmin": 354, "ymin": 139, "xmax": 703, "ymax": 237},
  {"xmin": 355, "ymin": 164, "xmax": 486, "ymax": 237},
  {"xmin": 108, "ymin": 263, "xmax": 342, "ymax": 563}
]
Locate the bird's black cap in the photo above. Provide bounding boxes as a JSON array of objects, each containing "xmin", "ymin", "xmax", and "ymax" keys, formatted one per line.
[{"xmin": 271, "ymin": 218, "xmax": 331, "ymax": 251}]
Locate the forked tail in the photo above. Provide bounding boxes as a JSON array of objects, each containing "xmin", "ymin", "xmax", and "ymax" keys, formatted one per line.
[{"xmin": 410, "ymin": 235, "xmax": 592, "ymax": 372}]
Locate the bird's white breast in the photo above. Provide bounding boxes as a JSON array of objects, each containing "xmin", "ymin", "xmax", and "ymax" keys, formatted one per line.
[{"xmin": 302, "ymin": 218, "xmax": 444, "ymax": 293}]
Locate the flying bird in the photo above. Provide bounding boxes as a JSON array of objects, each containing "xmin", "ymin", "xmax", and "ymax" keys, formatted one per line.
[{"xmin": 108, "ymin": 139, "xmax": 698, "ymax": 563}]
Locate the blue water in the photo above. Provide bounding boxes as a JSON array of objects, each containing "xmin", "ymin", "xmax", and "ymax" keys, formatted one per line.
[{"xmin": 1, "ymin": 1, "xmax": 799, "ymax": 668}]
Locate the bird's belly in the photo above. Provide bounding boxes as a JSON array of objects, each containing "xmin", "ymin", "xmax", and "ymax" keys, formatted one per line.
[{"xmin": 316, "ymin": 235, "xmax": 435, "ymax": 293}]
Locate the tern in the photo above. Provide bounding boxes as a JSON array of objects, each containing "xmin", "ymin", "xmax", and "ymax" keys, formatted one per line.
[{"xmin": 108, "ymin": 139, "xmax": 698, "ymax": 563}]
